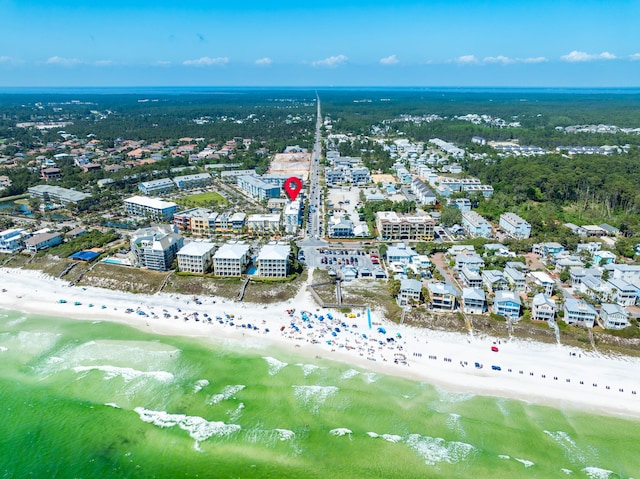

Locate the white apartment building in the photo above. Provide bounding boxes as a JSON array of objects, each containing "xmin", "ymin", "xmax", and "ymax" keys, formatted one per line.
[
  {"xmin": 375, "ymin": 211, "xmax": 435, "ymax": 241},
  {"xmin": 177, "ymin": 241, "xmax": 216, "ymax": 274},
  {"xmin": 461, "ymin": 211, "xmax": 492, "ymax": 238},
  {"xmin": 213, "ymin": 243, "xmax": 251, "ymax": 276},
  {"xmin": 256, "ymin": 243, "xmax": 290, "ymax": 278},
  {"xmin": 247, "ymin": 213, "xmax": 281, "ymax": 232},
  {"xmin": 124, "ymin": 196, "xmax": 178, "ymax": 222},
  {"xmin": 499, "ymin": 212, "xmax": 532, "ymax": 239},
  {"xmin": 283, "ymin": 200, "xmax": 301, "ymax": 234}
]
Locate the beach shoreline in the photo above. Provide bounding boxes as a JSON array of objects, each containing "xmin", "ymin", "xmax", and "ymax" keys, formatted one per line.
[{"xmin": 1, "ymin": 267, "xmax": 639, "ymax": 421}]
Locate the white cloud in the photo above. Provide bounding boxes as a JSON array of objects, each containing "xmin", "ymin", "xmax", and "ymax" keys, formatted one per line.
[
  {"xmin": 379, "ymin": 54, "xmax": 399, "ymax": 65},
  {"xmin": 183, "ymin": 56, "xmax": 229, "ymax": 66},
  {"xmin": 46, "ymin": 56, "xmax": 82, "ymax": 66},
  {"xmin": 94, "ymin": 60, "xmax": 114, "ymax": 66},
  {"xmin": 455, "ymin": 55, "xmax": 479, "ymax": 65},
  {"xmin": 560, "ymin": 50, "xmax": 616, "ymax": 62},
  {"xmin": 255, "ymin": 57, "xmax": 272, "ymax": 66},
  {"xmin": 312, "ymin": 54, "xmax": 348, "ymax": 68},
  {"xmin": 0, "ymin": 56, "xmax": 20, "ymax": 64},
  {"xmin": 483, "ymin": 55, "xmax": 548, "ymax": 65},
  {"xmin": 629, "ymin": 53, "xmax": 640, "ymax": 61}
]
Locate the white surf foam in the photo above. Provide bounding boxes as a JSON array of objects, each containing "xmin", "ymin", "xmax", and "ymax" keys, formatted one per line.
[
  {"xmin": 561, "ymin": 469, "xmax": 574, "ymax": 475},
  {"xmin": 207, "ymin": 385, "xmax": 246, "ymax": 404},
  {"xmin": 405, "ymin": 434, "xmax": 476, "ymax": 466},
  {"xmin": 367, "ymin": 432, "xmax": 402, "ymax": 443},
  {"xmin": 330, "ymin": 428, "xmax": 352, "ymax": 437},
  {"xmin": 292, "ymin": 385, "xmax": 339, "ymax": 414},
  {"xmin": 296, "ymin": 363, "xmax": 320, "ymax": 377},
  {"xmin": 105, "ymin": 402, "xmax": 121, "ymax": 409},
  {"xmin": 340, "ymin": 369, "xmax": 360, "ymax": 380},
  {"xmin": 263, "ymin": 356, "xmax": 288, "ymax": 375},
  {"xmin": 435, "ymin": 387, "xmax": 475, "ymax": 404},
  {"xmin": 274, "ymin": 429, "xmax": 295, "ymax": 441},
  {"xmin": 228, "ymin": 403, "xmax": 244, "ymax": 422},
  {"xmin": 72, "ymin": 365, "xmax": 174, "ymax": 383},
  {"xmin": 193, "ymin": 379, "xmax": 209, "ymax": 393},
  {"xmin": 134, "ymin": 407, "xmax": 241, "ymax": 450},
  {"xmin": 445, "ymin": 413, "xmax": 466, "ymax": 438},
  {"xmin": 544, "ymin": 430, "xmax": 589, "ymax": 465},
  {"xmin": 498, "ymin": 455, "xmax": 510, "ymax": 460},
  {"xmin": 363, "ymin": 372, "xmax": 380, "ymax": 383},
  {"xmin": 515, "ymin": 457, "xmax": 535, "ymax": 468},
  {"xmin": 582, "ymin": 467, "xmax": 615, "ymax": 479},
  {"xmin": 0, "ymin": 346, "xmax": 7, "ymax": 352}
]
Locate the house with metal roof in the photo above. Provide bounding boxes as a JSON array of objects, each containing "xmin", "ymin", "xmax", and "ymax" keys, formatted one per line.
[
  {"xmin": 564, "ymin": 297, "xmax": 597, "ymax": 328},
  {"xmin": 599, "ymin": 303, "xmax": 629, "ymax": 330},
  {"xmin": 531, "ymin": 293, "xmax": 556, "ymax": 322},
  {"xmin": 462, "ymin": 287, "xmax": 486, "ymax": 314},
  {"xmin": 493, "ymin": 290, "xmax": 521, "ymax": 320}
]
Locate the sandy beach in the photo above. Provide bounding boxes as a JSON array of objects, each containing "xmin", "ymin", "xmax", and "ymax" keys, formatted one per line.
[{"xmin": 1, "ymin": 267, "xmax": 639, "ymax": 420}]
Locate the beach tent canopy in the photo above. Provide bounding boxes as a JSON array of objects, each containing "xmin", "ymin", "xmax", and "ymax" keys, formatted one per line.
[{"xmin": 70, "ymin": 250, "xmax": 100, "ymax": 261}]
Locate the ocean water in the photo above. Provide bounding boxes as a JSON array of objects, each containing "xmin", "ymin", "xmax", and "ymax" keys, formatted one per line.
[{"xmin": 1, "ymin": 309, "xmax": 638, "ymax": 479}]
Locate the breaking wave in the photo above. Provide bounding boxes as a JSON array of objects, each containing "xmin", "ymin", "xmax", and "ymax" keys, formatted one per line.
[{"xmin": 263, "ymin": 356, "xmax": 288, "ymax": 375}]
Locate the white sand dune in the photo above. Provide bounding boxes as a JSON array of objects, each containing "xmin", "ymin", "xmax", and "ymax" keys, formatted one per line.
[{"xmin": 1, "ymin": 267, "xmax": 638, "ymax": 419}]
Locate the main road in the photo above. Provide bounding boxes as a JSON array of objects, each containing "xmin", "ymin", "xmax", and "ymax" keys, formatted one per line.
[{"xmin": 298, "ymin": 92, "xmax": 327, "ymax": 266}]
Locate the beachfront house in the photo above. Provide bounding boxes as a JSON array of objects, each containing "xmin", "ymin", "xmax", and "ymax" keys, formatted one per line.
[
  {"xmin": 599, "ymin": 303, "xmax": 629, "ymax": 330},
  {"xmin": 130, "ymin": 225, "xmax": 184, "ymax": 271},
  {"xmin": 398, "ymin": 279, "xmax": 423, "ymax": 306},
  {"xmin": 213, "ymin": 242, "xmax": 251, "ymax": 277},
  {"xmin": 256, "ymin": 243, "xmax": 290, "ymax": 278},
  {"xmin": 0, "ymin": 228, "xmax": 29, "ymax": 254},
  {"xmin": 482, "ymin": 270, "xmax": 508, "ymax": 293},
  {"xmin": 528, "ymin": 271, "xmax": 555, "ymax": 296},
  {"xmin": 606, "ymin": 278, "xmax": 637, "ymax": 306},
  {"xmin": 531, "ymin": 293, "xmax": 556, "ymax": 322},
  {"xmin": 462, "ymin": 287, "xmax": 486, "ymax": 314},
  {"xmin": 492, "ymin": 290, "xmax": 521, "ymax": 321},
  {"xmin": 428, "ymin": 282, "xmax": 457, "ymax": 311},
  {"xmin": 563, "ymin": 297, "xmax": 597, "ymax": 328},
  {"xmin": 176, "ymin": 241, "xmax": 216, "ymax": 274},
  {"xmin": 24, "ymin": 232, "xmax": 62, "ymax": 253}
]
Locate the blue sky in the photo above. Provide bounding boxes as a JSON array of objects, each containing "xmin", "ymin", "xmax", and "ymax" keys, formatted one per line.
[{"xmin": 1, "ymin": 0, "xmax": 639, "ymax": 87}]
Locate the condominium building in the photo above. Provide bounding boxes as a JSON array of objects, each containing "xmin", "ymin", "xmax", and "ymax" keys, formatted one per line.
[
  {"xmin": 130, "ymin": 225, "xmax": 184, "ymax": 271},
  {"xmin": 499, "ymin": 212, "xmax": 531, "ymax": 239},
  {"xmin": 124, "ymin": 196, "xmax": 178, "ymax": 222},
  {"xmin": 176, "ymin": 241, "xmax": 216, "ymax": 274},
  {"xmin": 375, "ymin": 211, "xmax": 435, "ymax": 241},
  {"xmin": 256, "ymin": 243, "xmax": 290, "ymax": 277},
  {"xmin": 283, "ymin": 200, "xmax": 302, "ymax": 234},
  {"xmin": 28, "ymin": 185, "xmax": 91, "ymax": 205},
  {"xmin": 138, "ymin": 178, "xmax": 176, "ymax": 196},
  {"xmin": 247, "ymin": 213, "xmax": 281, "ymax": 232},
  {"xmin": 237, "ymin": 175, "xmax": 281, "ymax": 200},
  {"xmin": 213, "ymin": 243, "xmax": 251, "ymax": 276},
  {"xmin": 461, "ymin": 211, "xmax": 492, "ymax": 238},
  {"xmin": 411, "ymin": 177, "xmax": 437, "ymax": 206},
  {"xmin": 173, "ymin": 173, "xmax": 212, "ymax": 190}
]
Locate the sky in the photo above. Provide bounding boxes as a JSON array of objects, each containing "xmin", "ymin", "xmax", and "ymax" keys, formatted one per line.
[{"xmin": 1, "ymin": 0, "xmax": 639, "ymax": 87}]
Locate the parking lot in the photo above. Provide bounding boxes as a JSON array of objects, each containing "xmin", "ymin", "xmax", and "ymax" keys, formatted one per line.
[{"xmin": 316, "ymin": 247, "xmax": 387, "ymax": 279}]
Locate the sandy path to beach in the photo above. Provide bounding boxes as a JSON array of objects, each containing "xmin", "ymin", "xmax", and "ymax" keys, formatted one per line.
[{"xmin": 1, "ymin": 267, "xmax": 639, "ymax": 419}]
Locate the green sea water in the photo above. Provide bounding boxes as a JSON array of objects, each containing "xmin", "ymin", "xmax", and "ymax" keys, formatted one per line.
[{"xmin": 0, "ymin": 309, "xmax": 638, "ymax": 479}]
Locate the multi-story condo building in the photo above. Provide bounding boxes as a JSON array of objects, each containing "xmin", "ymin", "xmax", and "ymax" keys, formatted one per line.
[
  {"xmin": 283, "ymin": 200, "xmax": 302, "ymax": 234},
  {"xmin": 563, "ymin": 297, "xmax": 597, "ymax": 328},
  {"xmin": 531, "ymin": 293, "xmax": 556, "ymax": 322},
  {"xmin": 247, "ymin": 213, "xmax": 281, "ymax": 232},
  {"xmin": 173, "ymin": 173, "xmax": 212, "ymax": 190},
  {"xmin": 130, "ymin": 225, "xmax": 184, "ymax": 271},
  {"xmin": 190, "ymin": 211, "xmax": 219, "ymax": 237},
  {"xmin": 499, "ymin": 212, "xmax": 532, "ymax": 239},
  {"xmin": 375, "ymin": 211, "xmax": 435, "ymax": 241},
  {"xmin": 256, "ymin": 243, "xmax": 290, "ymax": 278},
  {"xmin": 461, "ymin": 211, "xmax": 492, "ymax": 238},
  {"xmin": 28, "ymin": 185, "xmax": 91, "ymax": 205},
  {"xmin": 411, "ymin": 177, "xmax": 437, "ymax": 206},
  {"xmin": 138, "ymin": 178, "xmax": 176, "ymax": 196},
  {"xmin": 124, "ymin": 196, "xmax": 178, "ymax": 222},
  {"xmin": 176, "ymin": 241, "xmax": 216, "ymax": 274},
  {"xmin": 237, "ymin": 175, "xmax": 281, "ymax": 200},
  {"xmin": 213, "ymin": 243, "xmax": 251, "ymax": 276}
]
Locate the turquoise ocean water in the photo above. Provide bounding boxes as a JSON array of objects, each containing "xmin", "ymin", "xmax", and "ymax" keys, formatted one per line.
[{"xmin": 1, "ymin": 309, "xmax": 638, "ymax": 479}]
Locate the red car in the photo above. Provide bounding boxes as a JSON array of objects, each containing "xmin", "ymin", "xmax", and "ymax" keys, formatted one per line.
[{"xmin": 491, "ymin": 346, "xmax": 499, "ymax": 352}]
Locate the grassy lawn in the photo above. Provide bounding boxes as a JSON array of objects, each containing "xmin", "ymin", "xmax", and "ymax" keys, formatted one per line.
[{"xmin": 177, "ymin": 192, "xmax": 227, "ymax": 208}]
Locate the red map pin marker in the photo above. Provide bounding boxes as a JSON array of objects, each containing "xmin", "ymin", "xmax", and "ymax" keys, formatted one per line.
[{"xmin": 283, "ymin": 177, "xmax": 303, "ymax": 201}]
